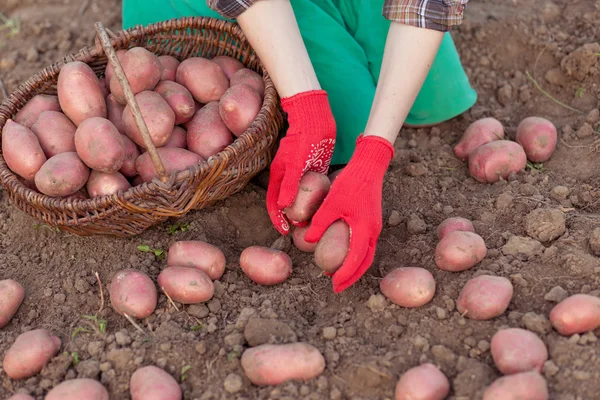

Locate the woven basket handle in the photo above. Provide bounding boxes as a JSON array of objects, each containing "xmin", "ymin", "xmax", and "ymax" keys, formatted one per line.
[{"xmin": 94, "ymin": 22, "xmax": 169, "ymax": 183}]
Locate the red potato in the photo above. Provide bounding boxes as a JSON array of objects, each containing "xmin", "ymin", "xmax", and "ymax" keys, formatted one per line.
[
  {"xmin": 212, "ymin": 55, "xmax": 245, "ymax": 79},
  {"xmin": 457, "ymin": 275, "xmax": 514, "ymax": 320},
  {"xmin": 45, "ymin": 379, "xmax": 109, "ymax": 400},
  {"xmin": 176, "ymin": 57, "xmax": 229, "ymax": 103},
  {"xmin": 468, "ymin": 140, "xmax": 527, "ymax": 183},
  {"xmin": 482, "ymin": 371, "xmax": 548, "ymax": 400},
  {"xmin": 99, "ymin": 77, "xmax": 110, "ymax": 98},
  {"xmin": 454, "ymin": 117, "xmax": 505, "ymax": 162},
  {"xmin": 491, "ymin": 328, "xmax": 548, "ymax": 375},
  {"xmin": 106, "ymin": 94, "xmax": 126, "ymax": 134},
  {"xmin": 241, "ymin": 343, "xmax": 325, "ymax": 386},
  {"xmin": 186, "ymin": 101, "xmax": 234, "ymax": 159},
  {"xmin": 292, "ymin": 225, "xmax": 318, "ymax": 253},
  {"xmin": 75, "ymin": 117, "xmax": 127, "ymax": 173},
  {"xmin": 230, "ymin": 68, "xmax": 265, "ymax": 98},
  {"xmin": 86, "ymin": 170, "xmax": 131, "ymax": 197},
  {"xmin": 57, "ymin": 61, "xmax": 107, "ymax": 126},
  {"xmin": 394, "ymin": 363, "xmax": 450, "ymax": 400},
  {"xmin": 109, "ymin": 269, "xmax": 157, "ymax": 319},
  {"xmin": 119, "ymin": 135, "xmax": 141, "ymax": 178},
  {"xmin": 7, "ymin": 394, "xmax": 35, "ymax": 400},
  {"xmin": 163, "ymin": 126, "xmax": 187, "ymax": 149},
  {"xmin": 549, "ymin": 294, "xmax": 600, "ymax": 336},
  {"xmin": 30, "ymin": 111, "xmax": 77, "ymax": 158},
  {"xmin": 167, "ymin": 241, "xmax": 226, "ymax": 280},
  {"xmin": 2, "ymin": 119, "xmax": 47, "ymax": 181},
  {"xmin": 157, "ymin": 266, "xmax": 215, "ymax": 304},
  {"xmin": 158, "ymin": 55, "xmax": 180, "ymax": 81},
  {"xmin": 516, "ymin": 117, "xmax": 558, "ymax": 163},
  {"xmin": 135, "ymin": 147, "xmax": 203, "ymax": 182},
  {"xmin": 154, "ymin": 80, "xmax": 196, "ymax": 125},
  {"xmin": 219, "ymin": 84, "xmax": 262, "ymax": 136},
  {"xmin": 34, "ymin": 152, "xmax": 90, "ymax": 197},
  {"xmin": 380, "ymin": 267, "xmax": 436, "ymax": 308},
  {"xmin": 437, "ymin": 217, "xmax": 475, "ymax": 240},
  {"xmin": 240, "ymin": 246, "xmax": 292, "ymax": 286},
  {"xmin": 130, "ymin": 365, "xmax": 182, "ymax": 400},
  {"xmin": 104, "ymin": 49, "xmax": 127, "ymax": 89},
  {"xmin": 122, "ymin": 90, "xmax": 176, "ymax": 148},
  {"xmin": 14, "ymin": 94, "xmax": 61, "ymax": 128},
  {"xmin": 132, "ymin": 175, "xmax": 144, "ymax": 186},
  {"xmin": 434, "ymin": 231, "xmax": 487, "ymax": 272},
  {"xmin": 110, "ymin": 47, "xmax": 163, "ymax": 104},
  {"xmin": 314, "ymin": 220, "xmax": 350, "ymax": 273},
  {"xmin": 3, "ymin": 329, "xmax": 61, "ymax": 379},
  {"xmin": 283, "ymin": 171, "xmax": 331, "ymax": 223},
  {"xmin": 0, "ymin": 279, "xmax": 25, "ymax": 328}
]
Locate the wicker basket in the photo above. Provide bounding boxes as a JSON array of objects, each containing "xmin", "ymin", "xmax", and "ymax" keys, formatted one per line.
[{"xmin": 0, "ymin": 18, "xmax": 284, "ymax": 237}]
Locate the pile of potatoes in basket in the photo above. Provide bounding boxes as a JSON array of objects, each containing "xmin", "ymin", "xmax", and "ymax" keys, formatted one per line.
[{"xmin": 2, "ymin": 47, "xmax": 264, "ymax": 198}]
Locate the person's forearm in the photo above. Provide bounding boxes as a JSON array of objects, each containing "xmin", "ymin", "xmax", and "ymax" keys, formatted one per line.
[
  {"xmin": 237, "ymin": 0, "xmax": 320, "ymax": 97},
  {"xmin": 363, "ymin": 23, "xmax": 444, "ymax": 144}
]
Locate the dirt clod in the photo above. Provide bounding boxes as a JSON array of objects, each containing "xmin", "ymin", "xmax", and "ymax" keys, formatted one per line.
[{"xmin": 524, "ymin": 208, "xmax": 566, "ymax": 242}]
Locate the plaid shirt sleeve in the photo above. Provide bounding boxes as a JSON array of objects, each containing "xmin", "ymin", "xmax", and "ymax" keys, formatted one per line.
[
  {"xmin": 206, "ymin": 0, "xmax": 261, "ymax": 19},
  {"xmin": 383, "ymin": 0, "xmax": 469, "ymax": 31}
]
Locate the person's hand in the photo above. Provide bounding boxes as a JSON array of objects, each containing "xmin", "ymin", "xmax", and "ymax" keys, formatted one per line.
[
  {"xmin": 305, "ymin": 134, "xmax": 394, "ymax": 293},
  {"xmin": 266, "ymin": 90, "xmax": 336, "ymax": 235}
]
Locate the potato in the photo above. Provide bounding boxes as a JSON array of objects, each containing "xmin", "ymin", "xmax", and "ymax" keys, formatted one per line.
[
  {"xmin": 453, "ymin": 117, "xmax": 504, "ymax": 161},
  {"xmin": 240, "ymin": 246, "xmax": 292, "ymax": 286},
  {"xmin": 219, "ymin": 84, "xmax": 262, "ymax": 136},
  {"xmin": 437, "ymin": 217, "xmax": 475, "ymax": 240},
  {"xmin": 491, "ymin": 328, "xmax": 547, "ymax": 375},
  {"xmin": 167, "ymin": 240, "xmax": 226, "ymax": 280},
  {"xmin": 457, "ymin": 275, "xmax": 513, "ymax": 320},
  {"xmin": 34, "ymin": 152, "xmax": 90, "ymax": 197},
  {"xmin": 110, "ymin": 47, "xmax": 163, "ymax": 104},
  {"xmin": 109, "ymin": 269, "xmax": 157, "ymax": 319},
  {"xmin": 176, "ymin": 57, "xmax": 229, "ymax": 103},
  {"xmin": 157, "ymin": 266, "xmax": 214, "ymax": 304},
  {"xmin": 14, "ymin": 94, "xmax": 61, "ymax": 128},
  {"xmin": 135, "ymin": 147, "xmax": 203, "ymax": 182},
  {"xmin": 241, "ymin": 343, "xmax": 325, "ymax": 386},
  {"xmin": 45, "ymin": 378, "xmax": 109, "ymax": 400},
  {"xmin": 119, "ymin": 135, "xmax": 141, "ymax": 177},
  {"xmin": 122, "ymin": 90, "xmax": 176, "ymax": 148},
  {"xmin": 516, "ymin": 117, "xmax": 557, "ymax": 163},
  {"xmin": 104, "ymin": 49, "xmax": 127, "ymax": 88},
  {"xmin": 292, "ymin": 225, "xmax": 318, "ymax": 253},
  {"xmin": 7, "ymin": 394, "xmax": 35, "ymax": 400},
  {"xmin": 0, "ymin": 279, "xmax": 25, "ymax": 328},
  {"xmin": 394, "ymin": 363, "xmax": 450, "ymax": 400},
  {"xmin": 87, "ymin": 170, "xmax": 131, "ymax": 197},
  {"xmin": 380, "ymin": 267, "xmax": 436, "ymax": 308},
  {"xmin": 132, "ymin": 175, "xmax": 144, "ymax": 186},
  {"xmin": 482, "ymin": 371, "xmax": 548, "ymax": 400},
  {"xmin": 74, "ymin": 117, "xmax": 126, "ymax": 173},
  {"xmin": 549, "ymin": 294, "xmax": 600, "ymax": 336},
  {"xmin": 30, "ymin": 111, "xmax": 77, "ymax": 158},
  {"xmin": 130, "ymin": 365, "xmax": 182, "ymax": 400},
  {"xmin": 3, "ymin": 329, "xmax": 61, "ymax": 379},
  {"xmin": 163, "ymin": 126, "xmax": 187, "ymax": 149},
  {"xmin": 212, "ymin": 55, "xmax": 245, "ymax": 79},
  {"xmin": 154, "ymin": 80, "xmax": 196, "ymax": 125},
  {"xmin": 158, "ymin": 55, "xmax": 180, "ymax": 81},
  {"xmin": 434, "ymin": 231, "xmax": 486, "ymax": 272},
  {"xmin": 57, "ymin": 61, "xmax": 107, "ymax": 126},
  {"xmin": 99, "ymin": 77, "xmax": 110, "ymax": 98},
  {"xmin": 2, "ymin": 119, "xmax": 47, "ymax": 181},
  {"xmin": 106, "ymin": 94, "xmax": 126, "ymax": 134},
  {"xmin": 283, "ymin": 171, "xmax": 331, "ymax": 223},
  {"xmin": 186, "ymin": 101, "xmax": 233, "ymax": 159},
  {"xmin": 230, "ymin": 68, "xmax": 265, "ymax": 98},
  {"xmin": 468, "ymin": 140, "xmax": 527, "ymax": 183},
  {"xmin": 314, "ymin": 220, "xmax": 350, "ymax": 273}
]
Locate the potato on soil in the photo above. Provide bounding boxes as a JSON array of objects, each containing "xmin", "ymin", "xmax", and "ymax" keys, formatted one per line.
[
  {"xmin": 109, "ymin": 269, "xmax": 157, "ymax": 319},
  {"xmin": 45, "ymin": 378, "xmax": 109, "ymax": 400},
  {"xmin": 106, "ymin": 94, "xmax": 126, "ymax": 134},
  {"xmin": 516, "ymin": 117, "xmax": 557, "ymax": 163},
  {"xmin": 176, "ymin": 57, "xmax": 229, "ymax": 103},
  {"xmin": 104, "ymin": 49, "xmax": 127, "ymax": 88},
  {"xmin": 434, "ymin": 231, "xmax": 486, "ymax": 272},
  {"xmin": 158, "ymin": 266, "xmax": 215, "ymax": 304},
  {"xmin": 314, "ymin": 220, "xmax": 350, "ymax": 273},
  {"xmin": 2, "ymin": 119, "xmax": 47, "ymax": 181},
  {"xmin": 212, "ymin": 55, "xmax": 245, "ymax": 79},
  {"xmin": 34, "ymin": 152, "xmax": 90, "ymax": 197},
  {"xmin": 122, "ymin": 90, "xmax": 176, "ymax": 148},
  {"xmin": 219, "ymin": 84, "xmax": 262, "ymax": 136},
  {"xmin": 549, "ymin": 294, "xmax": 600, "ymax": 336},
  {"xmin": 457, "ymin": 275, "xmax": 513, "ymax": 320},
  {"xmin": 380, "ymin": 267, "xmax": 436, "ymax": 308},
  {"xmin": 453, "ymin": 117, "xmax": 504, "ymax": 161},
  {"xmin": 394, "ymin": 363, "xmax": 450, "ymax": 400},
  {"xmin": 167, "ymin": 240, "xmax": 226, "ymax": 280},
  {"xmin": 87, "ymin": 170, "xmax": 131, "ymax": 197},
  {"xmin": 109, "ymin": 47, "xmax": 163, "ymax": 104},
  {"xmin": 163, "ymin": 126, "xmax": 187, "ymax": 149},
  {"xmin": 0, "ymin": 279, "xmax": 25, "ymax": 328},
  {"xmin": 158, "ymin": 55, "xmax": 180, "ymax": 81},
  {"xmin": 437, "ymin": 217, "xmax": 475, "ymax": 240},
  {"xmin": 30, "ymin": 111, "xmax": 77, "ymax": 158},
  {"xmin": 130, "ymin": 365, "xmax": 182, "ymax": 400},
  {"xmin": 482, "ymin": 371, "xmax": 548, "ymax": 400},
  {"xmin": 468, "ymin": 140, "xmax": 527, "ymax": 183},
  {"xmin": 75, "ymin": 117, "xmax": 126, "ymax": 173},
  {"xmin": 491, "ymin": 328, "xmax": 547, "ymax": 375},
  {"xmin": 230, "ymin": 68, "xmax": 265, "ymax": 98},
  {"xmin": 135, "ymin": 147, "xmax": 203, "ymax": 182},
  {"xmin": 57, "ymin": 61, "xmax": 107, "ymax": 126},
  {"xmin": 241, "ymin": 343, "xmax": 325, "ymax": 386},
  {"xmin": 292, "ymin": 225, "xmax": 318, "ymax": 253},
  {"xmin": 154, "ymin": 80, "xmax": 196, "ymax": 125},
  {"xmin": 14, "ymin": 94, "xmax": 61, "ymax": 128},
  {"xmin": 186, "ymin": 101, "xmax": 233, "ymax": 159},
  {"xmin": 240, "ymin": 246, "xmax": 292, "ymax": 286},
  {"xmin": 283, "ymin": 171, "xmax": 331, "ymax": 223},
  {"xmin": 3, "ymin": 329, "xmax": 61, "ymax": 379}
]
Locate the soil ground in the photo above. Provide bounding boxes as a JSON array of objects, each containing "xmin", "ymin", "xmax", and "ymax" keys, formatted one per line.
[{"xmin": 1, "ymin": 0, "xmax": 600, "ymax": 399}]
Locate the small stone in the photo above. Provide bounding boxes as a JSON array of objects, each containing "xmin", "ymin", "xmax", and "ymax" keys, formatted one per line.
[
  {"xmin": 39, "ymin": 378, "xmax": 53, "ymax": 389},
  {"xmin": 99, "ymin": 362, "xmax": 111, "ymax": 372},
  {"xmin": 407, "ymin": 214, "xmax": 427, "ymax": 235},
  {"xmin": 0, "ymin": 54, "xmax": 17, "ymax": 70},
  {"xmin": 511, "ymin": 273, "xmax": 529, "ymax": 287},
  {"xmin": 408, "ymin": 139, "xmax": 417, "ymax": 148},
  {"xmin": 404, "ymin": 162, "xmax": 428, "ymax": 177},
  {"xmin": 524, "ymin": 208, "xmax": 566, "ymax": 242},
  {"xmin": 497, "ymin": 84, "xmax": 514, "ymax": 106},
  {"xmin": 477, "ymin": 340, "xmax": 490, "ymax": 352},
  {"xmin": 431, "ymin": 345, "xmax": 456, "ymax": 367},
  {"xmin": 522, "ymin": 312, "xmax": 552, "ymax": 335},
  {"xmin": 330, "ymin": 387, "xmax": 342, "ymax": 400},
  {"xmin": 435, "ymin": 307, "xmax": 447, "ymax": 320},
  {"xmin": 545, "ymin": 68, "xmax": 568, "ymax": 87},
  {"xmin": 188, "ymin": 304, "xmax": 210, "ymax": 319},
  {"xmin": 543, "ymin": 360, "xmax": 559, "ymax": 377},
  {"xmin": 224, "ymin": 333, "xmax": 245, "ymax": 348},
  {"xmin": 74, "ymin": 278, "xmax": 91, "ymax": 293},
  {"xmin": 208, "ymin": 299, "xmax": 222, "ymax": 313},
  {"xmin": 589, "ymin": 228, "xmax": 600, "ymax": 256},
  {"xmin": 541, "ymin": 2, "xmax": 560, "ymax": 22},
  {"xmin": 54, "ymin": 293, "xmax": 66, "ymax": 304},
  {"xmin": 413, "ymin": 335, "xmax": 430, "ymax": 352},
  {"xmin": 323, "ymin": 327, "xmax": 337, "ymax": 340},
  {"xmin": 572, "ymin": 370, "xmax": 591, "ymax": 381},
  {"xmin": 551, "ymin": 186, "xmax": 570, "ymax": 201},
  {"xmin": 366, "ymin": 294, "xmax": 388, "ymax": 312},
  {"xmin": 300, "ymin": 385, "xmax": 310, "ymax": 396},
  {"xmin": 160, "ymin": 342, "xmax": 171, "ymax": 352},
  {"xmin": 544, "ymin": 286, "xmax": 568, "ymax": 303},
  {"xmin": 115, "ymin": 331, "xmax": 131, "ymax": 346},
  {"xmin": 442, "ymin": 206, "xmax": 454, "ymax": 215},
  {"xmin": 496, "ymin": 193, "xmax": 514, "ymax": 209},
  {"xmin": 195, "ymin": 341, "xmax": 207, "ymax": 354},
  {"xmin": 586, "ymin": 109, "xmax": 600, "ymax": 125},
  {"xmin": 388, "ymin": 210, "xmax": 402, "ymax": 227},
  {"xmin": 576, "ymin": 124, "xmax": 594, "ymax": 139},
  {"xmin": 87, "ymin": 341, "xmax": 105, "ymax": 357},
  {"xmin": 502, "ymin": 236, "xmax": 544, "ymax": 259},
  {"xmin": 224, "ymin": 373, "xmax": 244, "ymax": 393}
]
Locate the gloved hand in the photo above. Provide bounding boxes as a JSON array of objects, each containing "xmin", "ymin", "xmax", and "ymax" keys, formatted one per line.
[
  {"xmin": 266, "ymin": 90, "xmax": 336, "ymax": 235},
  {"xmin": 305, "ymin": 134, "xmax": 394, "ymax": 293}
]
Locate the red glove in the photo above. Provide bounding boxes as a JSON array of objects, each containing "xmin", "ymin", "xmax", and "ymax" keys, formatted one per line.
[
  {"xmin": 266, "ymin": 90, "xmax": 336, "ymax": 235},
  {"xmin": 305, "ymin": 134, "xmax": 394, "ymax": 293}
]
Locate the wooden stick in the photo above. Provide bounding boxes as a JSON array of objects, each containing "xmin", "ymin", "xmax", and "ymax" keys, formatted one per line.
[{"xmin": 94, "ymin": 271, "xmax": 104, "ymax": 314}]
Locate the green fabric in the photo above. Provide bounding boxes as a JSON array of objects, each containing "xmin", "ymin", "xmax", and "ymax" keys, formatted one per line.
[{"xmin": 122, "ymin": 0, "xmax": 477, "ymax": 165}]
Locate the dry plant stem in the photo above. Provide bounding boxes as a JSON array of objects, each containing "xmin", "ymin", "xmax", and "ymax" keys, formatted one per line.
[
  {"xmin": 123, "ymin": 313, "xmax": 148, "ymax": 336},
  {"xmin": 525, "ymin": 71, "xmax": 583, "ymax": 113},
  {"xmin": 161, "ymin": 286, "xmax": 180, "ymax": 312},
  {"xmin": 94, "ymin": 271, "xmax": 105, "ymax": 314}
]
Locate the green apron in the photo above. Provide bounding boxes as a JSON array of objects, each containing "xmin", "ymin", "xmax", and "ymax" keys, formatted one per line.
[{"xmin": 122, "ymin": 0, "xmax": 477, "ymax": 165}]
